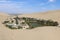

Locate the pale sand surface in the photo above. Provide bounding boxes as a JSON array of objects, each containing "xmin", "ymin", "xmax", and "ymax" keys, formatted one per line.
[
  {"xmin": 0, "ymin": 10, "xmax": 60, "ymax": 40},
  {"xmin": 0, "ymin": 25, "xmax": 60, "ymax": 40}
]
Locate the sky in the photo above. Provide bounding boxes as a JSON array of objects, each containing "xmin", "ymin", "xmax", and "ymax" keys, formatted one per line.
[{"xmin": 0, "ymin": 0, "xmax": 60, "ymax": 14}]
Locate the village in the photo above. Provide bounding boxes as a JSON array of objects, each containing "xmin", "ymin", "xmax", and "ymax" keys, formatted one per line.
[
  {"xmin": 3, "ymin": 15, "xmax": 59, "ymax": 29},
  {"xmin": 3, "ymin": 16, "xmax": 30, "ymax": 29}
]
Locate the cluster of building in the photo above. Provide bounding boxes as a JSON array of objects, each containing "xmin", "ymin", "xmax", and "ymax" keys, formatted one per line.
[{"xmin": 3, "ymin": 16, "xmax": 29, "ymax": 29}]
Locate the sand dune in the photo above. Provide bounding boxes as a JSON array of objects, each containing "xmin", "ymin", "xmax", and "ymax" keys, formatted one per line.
[
  {"xmin": 19, "ymin": 10, "xmax": 60, "ymax": 22},
  {"xmin": 0, "ymin": 12, "xmax": 9, "ymax": 23},
  {"xmin": 0, "ymin": 10, "xmax": 60, "ymax": 40}
]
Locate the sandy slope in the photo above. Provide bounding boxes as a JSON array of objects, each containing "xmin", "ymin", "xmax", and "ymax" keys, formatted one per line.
[
  {"xmin": 19, "ymin": 10, "xmax": 60, "ymax": 23},
  {"xmin": 0, "ymin": 10, "xmax": 60, "ymax": 40},
  {"xmin": 0, "ymin": 12, "xmax": 9, "ymax": 23},
  {"xmin": 0, "ymin": 26, "xmax": 60, "ymax": 40}
]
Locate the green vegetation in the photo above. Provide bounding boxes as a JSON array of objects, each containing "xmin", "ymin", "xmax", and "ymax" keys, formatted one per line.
[
  {"xmin": 22, "ymin": 17, "xmax": 59, "ymax": 29},
  {"xmin": 3, "ymin": 17, "xmax": 59, "ymax": 29},
  {"xmin": 3, "ymin": 21, "xmax": 9, "ymax": 24}
]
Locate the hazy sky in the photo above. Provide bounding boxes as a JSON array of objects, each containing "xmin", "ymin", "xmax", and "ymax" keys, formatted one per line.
[{"xmin": 0, "ymin": 0, "xmax": 60, "ymax": 14}]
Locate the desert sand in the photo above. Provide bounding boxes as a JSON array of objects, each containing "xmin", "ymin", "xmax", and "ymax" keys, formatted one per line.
[{"xmin": 0, "ymin": 10, "xmax": 60, "ymax": 40}]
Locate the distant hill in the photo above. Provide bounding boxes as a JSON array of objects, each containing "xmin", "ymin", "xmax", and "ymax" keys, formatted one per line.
[{"xmin": 9, "ymin": 13, "xmax": 22, "ymax": 16}]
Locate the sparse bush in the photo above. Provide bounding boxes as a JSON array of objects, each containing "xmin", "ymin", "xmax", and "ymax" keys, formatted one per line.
[
  {"xmin": 18, "ymin": 26, "xmax": 22, "ymax": 29},
  {"xmin": 3, "ymin": 21, "xmax": 9, "ymax": 24},
  {"xmin": 53, "ymin": 22, "xmax": 59, "ymax": 26},
  {"xmin": 45, "ymin": 20, "xmax": 58, "ymax": 26},
  {"xmin": 22, "ymin": 17, "xmax": 26, "ymax": 20},
  {"xmin": 5, "ymin": 24, "xmax": 13, "ymax": 29},
  {"xmin": 46, "ymin": 20, "xmax": 53, "ymax": 26}
]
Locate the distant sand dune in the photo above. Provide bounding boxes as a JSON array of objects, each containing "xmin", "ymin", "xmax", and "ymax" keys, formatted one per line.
[
  {"xmin": 19, "ymin": 10, "xmax": 60, "ymax": 23},
  {"xmin": 0, "ymin": 10, "xmax": 60, "ymax": 40}
]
